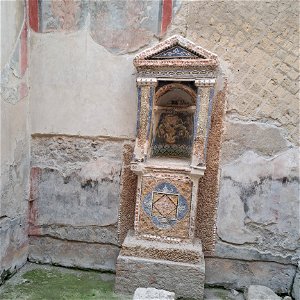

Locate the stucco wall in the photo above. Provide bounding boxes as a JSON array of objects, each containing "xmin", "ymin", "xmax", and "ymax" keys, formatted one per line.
[
  {"xmin": 0, "ymin": 0, "xmax": 29, "ymax": 283},
  {"xmin": 26, "ymin": 0, "xmax": 299, "ymax": 295}
]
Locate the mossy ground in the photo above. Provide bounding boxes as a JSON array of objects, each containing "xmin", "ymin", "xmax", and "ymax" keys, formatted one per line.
[
  {"xmin": 0, "ymin": 263, "xmax": 130, "ymax": 300},
  {"xmin": 0, "ymin": 263, "xmax": 247, "ymax": 300}
]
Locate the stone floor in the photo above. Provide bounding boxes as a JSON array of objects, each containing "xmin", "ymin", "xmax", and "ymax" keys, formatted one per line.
[{"xmin": 0, "ymin": 263, "xmax": 245, "ymax": 300}]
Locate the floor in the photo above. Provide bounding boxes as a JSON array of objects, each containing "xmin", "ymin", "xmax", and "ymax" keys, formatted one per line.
[{"xmin": 0, "ymin": 263, "xmax": 245, "ymax": 300}]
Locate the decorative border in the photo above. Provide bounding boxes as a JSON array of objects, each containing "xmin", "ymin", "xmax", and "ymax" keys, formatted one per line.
[
  {"xmin": 136, "ymin": 78, "xmax": 158, "ymax": 86},
  {"xmin": 138, "ymin": 68, "xmax": 218, "ymax": 79},
  {"xmin": 195, "ymin": 79, "xmax": 216, "ymax": 87},
  {"xmin": 134, "ymin": 35, "xmax": 218, "ymax": 67}
]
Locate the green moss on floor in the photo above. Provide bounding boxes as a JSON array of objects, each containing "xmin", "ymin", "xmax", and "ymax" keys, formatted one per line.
[{"xmin": 0, "ymin": 264, "xmax": 129, "ymax": 300}]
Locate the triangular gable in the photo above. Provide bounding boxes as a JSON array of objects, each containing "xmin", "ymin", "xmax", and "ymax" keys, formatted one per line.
[
  {"xmin": 135, "ymin": 35, "xmax": 217, "ymax": 62},
  {"xmin": 151, "ymin": 45, "xmax": 201, "ymax": 59}
]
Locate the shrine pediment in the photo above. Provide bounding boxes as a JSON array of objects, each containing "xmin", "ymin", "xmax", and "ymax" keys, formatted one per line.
[
  {"xmin": 150, "ymin": 45, "xmax": 201, "ymax": 59},
  {"xmin": 134, "ymin": 35, "xmax": 218, "ymax": 69}
]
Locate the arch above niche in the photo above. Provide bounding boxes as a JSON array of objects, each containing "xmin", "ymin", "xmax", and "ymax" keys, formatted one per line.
[{"xmin": 155, "ymin": 83, "xmax": 196, "ymax": 107}]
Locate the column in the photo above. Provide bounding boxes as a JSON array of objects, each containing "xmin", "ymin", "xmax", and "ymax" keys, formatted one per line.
[
  {"xmin": 133, "ymin": 78, "xmax": 158, "ymax": 162},
  {"xmin": 191, "ymin": 79, "xmax": 216, "ymax": 168}
]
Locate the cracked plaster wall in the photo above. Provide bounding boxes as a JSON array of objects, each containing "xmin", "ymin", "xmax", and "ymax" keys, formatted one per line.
[
  {"xmin": 0, "ymin": 0, "xmax": 30, "ymax": 283},
  {"xmin": 6, "ymin": 0, "xmax": 299, "ymax": 295}
]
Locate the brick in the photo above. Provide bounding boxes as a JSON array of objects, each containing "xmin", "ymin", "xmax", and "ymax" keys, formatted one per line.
[
  {"xmin": 250, "ymin": 83, "xmax": 263, "ymax": 94},
  {"xmin": 274, "ymin": 86, "xmax": 287, "ymax": 98},
  {"xmin": 284, "ymin": 54, "xmax": 298, "ymax": 67},
  {"xmin": 281, "ymin": 78, "xmax": 299, "ymax": 95}
]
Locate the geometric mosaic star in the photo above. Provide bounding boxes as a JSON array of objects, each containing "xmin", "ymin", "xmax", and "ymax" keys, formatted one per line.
[{"xmin": 152, "ymin": 192, "xmax": 178, "ymax": 219}]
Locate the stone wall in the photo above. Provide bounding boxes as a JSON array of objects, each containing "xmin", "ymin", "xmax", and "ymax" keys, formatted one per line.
[
  {"xmin": 9, "ymin": 0, "xmax": 299, "ymax": 295},
  {"xmin": 0, "ymin": 0, "xmax": 30, "ymax": 283}
]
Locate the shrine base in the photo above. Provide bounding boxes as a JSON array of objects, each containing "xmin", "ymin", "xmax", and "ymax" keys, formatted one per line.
[{"xmin": 115, "ymin": 231, "xmax": 205, "ymax": 300}]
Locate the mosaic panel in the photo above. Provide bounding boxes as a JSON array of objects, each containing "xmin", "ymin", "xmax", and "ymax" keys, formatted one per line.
[
  {"xmin": 152, "ymin": 111, "xmax": 194, "ymax": 158},
  {"xmin": 151, "ymin": 46, "xmax": 200, "ymax": 59},
  {"xmin": 142, "ymin": 183, "xmax": 189, "ymax": 230},
  {"xmin": 137, "ymin": 174, "xmax": 192, "ymax": 239}
]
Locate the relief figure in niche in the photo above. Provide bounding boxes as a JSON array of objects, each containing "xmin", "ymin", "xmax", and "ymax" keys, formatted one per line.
[{"xmin": 152, "ymin": 111, "xmax": 193, "ymax": 158}]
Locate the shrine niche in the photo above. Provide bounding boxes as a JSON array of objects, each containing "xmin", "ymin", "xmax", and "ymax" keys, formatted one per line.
[
  {"xmin": 115, "ymin": 35, "xmax": 219, "ymax": 300},
  {"xmin": 151, "ymin": 83, "xmax": 195, "ymax": 159}
]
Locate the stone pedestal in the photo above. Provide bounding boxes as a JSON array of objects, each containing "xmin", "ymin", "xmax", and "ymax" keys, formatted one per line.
[{"xmin": 115, "ymin": 231, "xmax": 205, "ymax": 299}]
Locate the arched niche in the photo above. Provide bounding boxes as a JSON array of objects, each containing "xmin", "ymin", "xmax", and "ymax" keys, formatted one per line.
[{"xmin": 151, "ymin": 83, "xmax": 197, "ymax": 159}]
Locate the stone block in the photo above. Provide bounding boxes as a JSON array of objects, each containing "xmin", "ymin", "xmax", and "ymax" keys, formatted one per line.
[
  {"xmin": 245, "ymin": 285, "xmax": 281, "ymax": 300},
  {"xmin": 133, "ymin": 288, "xmax": 175, "ymax": 300},
  {"xmin": 115, "ymin": 231, "xmax": 205, "ymax": 299},
  {"xmin": 115, "ymin": 255, "xmax": 204, "ymax": 300},
  {"xmin": 116, "ymin": 233, "xmax": 205, "ymax": 299},
  {"xmin": 214, "ymin": 241, "xmax": 298, "ymax": 266},
  {"xmin": 36, "ymin": 224, "xmax": 119, "ymax": 246},
  {"xmin": 32, "ymin": 167, "xmax": 120, "ymax": 227},
  {"xmin": 205, "ymin": 258, "xmax": 296, "ymax": 294},
  {"xmin": 292, "ymin": 267, "xmax": 300, "ymax": 300},
  {"xmin": 28, "ymin": 236, "xmax": 119, "ymax": 272},
  {"xmin": 119, "ymin": 230, "xmax": 204, "ymax": 264},
  {"xmin": 204, "ymin": 288, "xmax": 245, "ymax": 300}
]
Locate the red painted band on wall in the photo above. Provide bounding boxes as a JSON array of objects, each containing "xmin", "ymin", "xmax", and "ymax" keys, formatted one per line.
[
  {"xmin": 161, "ymin": 0, "xmax": 173, "ymax": 34},
  {"xmin": 29, "ymin": 0, "xmax": 39, "ymax": 32}
]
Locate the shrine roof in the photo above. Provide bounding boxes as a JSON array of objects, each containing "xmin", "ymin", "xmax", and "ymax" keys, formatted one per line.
[{"xmin": 134, "ymin": 35, "xmax": 218, "ymax": 69}]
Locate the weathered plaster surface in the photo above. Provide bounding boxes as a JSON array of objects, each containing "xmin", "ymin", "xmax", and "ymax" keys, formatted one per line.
[
  {"xmin": 217, "ymin": 149, "xmax": 299, "ymax": 262},
  {"xmin": 29, "ymin": 136, "xmax": 134, "ymax": 270},
  {"xmin": 0, "ymin": 217, "xmax": 28, "ymax": 283},
  {"xmin": 29, "ymin": 31, "xmax": 137, "ymax": 138},
  {"xmin": 0, "ymin": 0, "xmax": 24, "ymax": 69},
  {"xmin": 38, "ymin": 0, "xmax": 89, "ymax": 32},
  {"xmin": 0, "ymin": 0, "xmax": 29, "ymax": 283},
  {"xmin": 89, "ymin": 0, "xmax": 161, "ymax": 54},
  {"xmin": 221, "ymin": 121, "xmax": 290, "ymax": 164}
]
